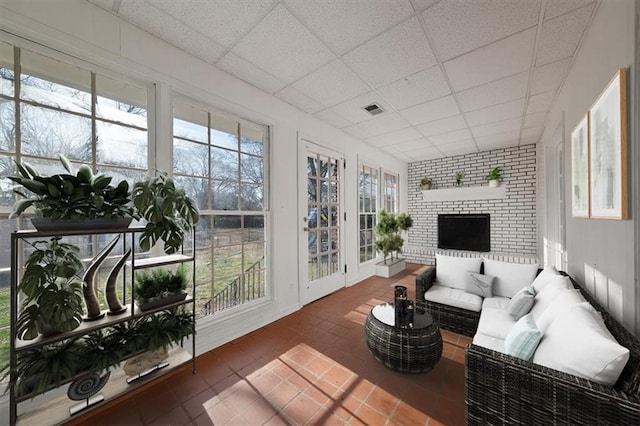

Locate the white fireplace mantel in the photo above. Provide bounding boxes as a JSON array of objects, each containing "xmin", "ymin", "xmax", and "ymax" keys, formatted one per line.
[{"xmin": 421, "ymin": 185, "xmax": 508, "ymax": 202}]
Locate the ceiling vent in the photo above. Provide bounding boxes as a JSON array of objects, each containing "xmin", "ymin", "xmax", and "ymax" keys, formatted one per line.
[{"xmin": 363, "ymin": 103, "xmax": 385, "ymax": 116}]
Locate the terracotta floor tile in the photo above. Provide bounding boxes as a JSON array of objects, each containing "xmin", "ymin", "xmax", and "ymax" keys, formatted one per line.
[
  {"xmin": 74, "ymin": 265, "xmax": 468, "ymax": 426},
  {"xmin": 182, "ymin": 388, "xmax": 219, "ymax": 420},
  {"xmin": 352, "ymin": 403, "xmax": 389, "ymax": 425},
  {"xmin": 282, "ymin": 393, "xmax": 321, "ymax": 425},
  {"xmin": 265, "ymin": 380, "xmax": 300, "ymax": 410},
  {"xmin": 365, "ymin": 386, "xmax": 400, "ymax": 417}
]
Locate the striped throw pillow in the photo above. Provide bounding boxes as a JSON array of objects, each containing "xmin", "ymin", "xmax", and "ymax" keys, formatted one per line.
[{"xmin": 505, "ymin": 314, "xmax": 542, "ymax": 361}]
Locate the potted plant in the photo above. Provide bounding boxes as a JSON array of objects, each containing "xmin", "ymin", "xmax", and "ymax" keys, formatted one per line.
[
  {"xmin": 454, "ymin": 172, "xmax": 464, "ymax": 187},
  {"xmin": 374, "ymin": 210, "xmax": 413, "ymax": 278},
  {"xmin": 132, "ymin": 173, "xmax": 200, "ymax": 254},
  {"xmin": 134, "ymin": 265, "xmax": 188, "ymax": 311},
  {"xmin": 7, "ymin": 155, "xmax": 136, "ymax": 229},
  {"xmin": 16, "ymin": 237, "xmax": 85, "ymax": 340},
  {"xmin": 419, "ymin": 177, "xmax": 433, "ymax": 190},
  {"xmin": 487, "ymin": 166, "xmax": 503, "ymax": 188}
]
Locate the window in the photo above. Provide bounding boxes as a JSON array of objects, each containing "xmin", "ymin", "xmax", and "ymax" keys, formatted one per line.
[
  {"xmin": 383, "ymin": 171, "xmax": 399, "ymax": 213},
  {"xmin": 359, "ymin": 164, "xmax": 378, "ymax": 263},
  {"xmin": 173, "ymin": 100, "xmax": 268, "ymax": 318},
  {"xmin": 0, "ymin": 41, "xmax": 149, "ymax": 357}
]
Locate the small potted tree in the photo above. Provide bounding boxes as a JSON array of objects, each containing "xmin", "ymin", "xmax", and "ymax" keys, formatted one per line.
[
  {"xmin": 374, "ymin": 210, "xmax": 413, "ymax": 278},
  {"xmin": 487, "ymin": 166, "xmax": 503, "ymax": 188},
  {"xmin": 453, "ymin": 172, "xmax": 464, "ymax": 187}
]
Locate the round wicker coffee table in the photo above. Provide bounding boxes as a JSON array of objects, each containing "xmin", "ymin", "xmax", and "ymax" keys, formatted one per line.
[{"xmin": 364, "ymin": 303, "xmax": 442, "ymax": 374}]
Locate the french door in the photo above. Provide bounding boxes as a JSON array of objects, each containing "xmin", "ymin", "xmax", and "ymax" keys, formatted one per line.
[{"xmin": 298, "ymin": 138, "xmax": 345, "ymax": 305}]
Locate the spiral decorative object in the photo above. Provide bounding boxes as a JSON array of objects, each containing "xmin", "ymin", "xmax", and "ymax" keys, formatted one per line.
[
  {"xmin": 82, "ymin": 235, "xmax": 120, "ymax": 320},
  {"xmin": 67, "ymin": 371, "xmax": 110, "ymax": 401},
  {"xmin": 106, "ymin": 248, "xmax": 131, "ymax": 315}
]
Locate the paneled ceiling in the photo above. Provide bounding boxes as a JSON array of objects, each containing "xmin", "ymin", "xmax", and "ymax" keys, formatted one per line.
[{"xmin": 88, "ymin": 0, "xmax": 598, "ymax": 162}]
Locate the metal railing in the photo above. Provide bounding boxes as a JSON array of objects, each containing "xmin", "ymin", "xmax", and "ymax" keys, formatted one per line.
[{"xmin": 204, "ymin": 257, "xmax": 265, "ymax": 315}]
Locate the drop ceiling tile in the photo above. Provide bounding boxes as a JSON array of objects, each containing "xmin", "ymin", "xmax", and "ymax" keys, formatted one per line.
[
  {"xmin": 475, "ymin": 130, "xmax": 520, "ymax": 150},
  {"xmin": 400, "ymin": 96, "xmax": 460, "ymax": 125},
  {"xmin": 429, "ymin": 128, "xmax": 473, "ymax": 146},
  {"xmin": 465, "ymin": 99, "xmax": 525, "ymax": 127},
  {"xmin": 526, "ymin": 91, "xmax": 555, "ymax": 115},
  {"xmin": 366, "ymin": 127, "xmax": 422, "ymax": 147},
  {"xmin": 328, "ymin": 91, "xmax": 393, "ymax": 124},
  {"xmin": 471, "ymin": 117, "xmax": 523, "ymax": 138},
  {"xmin": 521, "ymin": 126, "xmax": 543, "ymax": 139},
  {"xmin": 379, "ymin": 144, "xmax": 401, "ymax": 155},
  {"xmin": 217, "ymin": 52, "xmax": 286, "ymax": 94},
  {"xmin": 117, "ymin": 0, "xmax": 226, "ymax": 62},
  {"xmin": 416, "ymin": 114, "xmax": 468, "ymax": 137},
  {"xmin": 394, "ymin": 137, "xmax": 433, "ymax": 151},
  {"xmin": 231, "ymin": 4, "xmax": 335, "ymax": 84},
  {"xmin": 444, "ymin": 28, "xmax": 536, "ymax": 91},
  {"xmin": 536, "ymin": 4, "xmax": 595, "ymax": 66},
  {"xmin": 343, "ymin": 17, "xmax": 437, "ymax": 88},
  {"xmin": 355, "ymin": 113, "xmax": 412, "ymax": 138},
  {"xmin": 520, "ymin": 135, "xmax": 542, "ymax": 145},
  {"xmin": 315, "ymin": 109, "xmax": 353, "ymax": 129},
  {"xmin": 150, "ymin": 0, "xmax": 276, "ymax": 47},
  {"xmin": 275, "ymin": 86, "xmax": 324, "ymax": 113},
  {"xmin": 411, "ymin": 0, "xmax": 440, "ymax": 12},
  {"xmin": 531, "ymin": 58, "xmax": 571, "ymax": 95},
  {"xmin": 342, "ymin": 123, "xmax": 370, "ymax": 139},
  {"xmin": 283, "ymin": 0, "xmax": 414, "ymax": 54},
  {"xmin": 89, "ymin": 0, "xmax": 116, "ymax": 11},
  {"xmin": 437, "ymin": 139, "xmax": 477, "ymax": 153},
  {"xmin": 423, "ymin": 0, "xmax": 540, "ymax": 61},
  {"xmin": 457, "ymin": 71, "xmax": 529, "ymax": 112},
  {"xmin": 392, "ymin": 152, "xmax": 414, "ymax": 162},
  {"xmin": 292, "ymin": 59, "xmax": 369, "ymax": 107},
  {"xmin": 524, "ymin": 112, "xmax": 547, "ymax": 129},
  {"xmin": 377, "ymin": 66, "xmax": 450, "ymax": 110},
  {"xmin": 545, "ymin": 0, "xmax": 595, "ymax": 20},
  {"xmin": 408, "ymin": 149, "xmax": 443, "ymax": 161}
]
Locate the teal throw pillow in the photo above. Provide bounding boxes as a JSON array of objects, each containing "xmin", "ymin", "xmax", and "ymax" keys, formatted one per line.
[{"xmin": 505, "ymin": 314, "xmax": 542, "ymax": 361}]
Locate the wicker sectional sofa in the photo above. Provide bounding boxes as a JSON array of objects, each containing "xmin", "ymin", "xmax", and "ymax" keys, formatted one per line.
[{"xmin": 416, "ymin": 264, "xmax": 640, "ymax": 424}]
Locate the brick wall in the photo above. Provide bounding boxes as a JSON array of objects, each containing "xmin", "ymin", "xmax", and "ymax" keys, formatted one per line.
[{"xmin": 405, "ymin": 144, "xmax": 537, "ymax": 265}]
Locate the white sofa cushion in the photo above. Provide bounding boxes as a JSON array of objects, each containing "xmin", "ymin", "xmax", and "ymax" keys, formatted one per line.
[
  {"xmin": 483, "ymin": 258, "xmax": 539, "ymax": 298},
  {"xmin": 504, "ymin": 314, "xmax": 542, "ymax": 361},
  {"xmin": 482, "ymin": 296, "xmax": 510, "ymax": 310},
  {"xmin": 465, "ymin": 272, "xmax": 495, "ymax": 297},
  {"xmin": 477, "ymin": 303, "xmax": 517, "ymax": 340},
  {"xmin": 535, "ymin": 289, "xmax": 588, "ymax": 332},
  {"xmin": 531, "ymin": 265, "xmax": 561, "ymax": 293},
  {"xmin": 424, "ymin": 284, "xmax": 483, "ymax": 312},
  {"xmin": 435, "ymin": 254, "xmax": 482, "ymax": 291},
  {"xmin": 533, "ymin": 304, "xmax": 630, "ymax": 386},
  {"xmin": 472, "ymin": 332, "xmax": 506, "ymax": 353},
  {"xmin": 529, "ymin": 276, "xmax": 574, "ymax": 320}
]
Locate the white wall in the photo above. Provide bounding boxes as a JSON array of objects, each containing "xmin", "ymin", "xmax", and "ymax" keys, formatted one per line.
[
  {"xmin": 0, "ymin": 0, "xmax": 408, "ymax": 351},
  {"xmin": 539, "ymin": 0, "xmax": 637, "ymax": 334}
]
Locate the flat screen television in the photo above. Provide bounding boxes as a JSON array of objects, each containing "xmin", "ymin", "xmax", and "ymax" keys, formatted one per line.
[{"xmin": 438, "ymin": 214, "xmax": 490, "ymax": 252}]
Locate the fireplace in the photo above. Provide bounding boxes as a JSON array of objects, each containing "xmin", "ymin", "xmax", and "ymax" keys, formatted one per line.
[{"xmin": 438, "ymin": 214, "xmax": 490, "ymax": 252}]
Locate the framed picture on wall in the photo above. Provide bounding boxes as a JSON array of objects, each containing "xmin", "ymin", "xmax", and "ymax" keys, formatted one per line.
[
  {"xmin": 571, "ymin": 115, "xmax": 589, "ymax": 218},
  {"xmin": 589, "ymin": 68, "xmax": 628, "ymax": 219}
]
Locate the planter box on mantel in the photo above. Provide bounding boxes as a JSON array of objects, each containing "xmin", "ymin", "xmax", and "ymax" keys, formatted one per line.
[
  {"xmin": 421, "ymin": 185, "xmax": 507, "ymax": 202},
  {"xmin": 375, "ymin": 258, "xmax": 406, "ymax": 278}
]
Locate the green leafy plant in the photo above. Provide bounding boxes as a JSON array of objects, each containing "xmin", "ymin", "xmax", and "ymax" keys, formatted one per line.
[
  {"xmin": 7, "ymin": 154, "xmax": 136, "ymax": 221},
  {"xmin": 16, "ymin": 237, "xmax": 85, "ymax": 340},
  {"xmin": 134, "ymin": 265, "xmax": 188, "ymax": 304},
  {"xmin": 7, "ymin": 337, "xmax": 84, "ymax": 398},
  {"xmin": 454, "ymin": 171, "xmax": 464, "ymax": 187},
  {"xmin": 374, "ymin": 210, "xmax": 413, "ymax": 264},
  {"xmin": 419, "ymin": 177, "xmax": 433, "ymax": 189},
  {"xmin": 486, "ymin": 166, "xmax": 503, "ymax": 181},
  {"xmin": 132, "ymin": 173, "xmax": 200, "ymax": 254}
]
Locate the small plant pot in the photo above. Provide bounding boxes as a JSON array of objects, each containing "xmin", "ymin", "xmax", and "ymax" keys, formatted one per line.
[
  {"xmin": 488, "ymin": 179, "xmax": 500, "ymax": 188},
  {"xmin": 420, "ymin": 184, "xmax": 432, "ymax": 190},
  {"xmin": 137, "ymin": 292, "xmax": 187, "ymax": 311}
]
